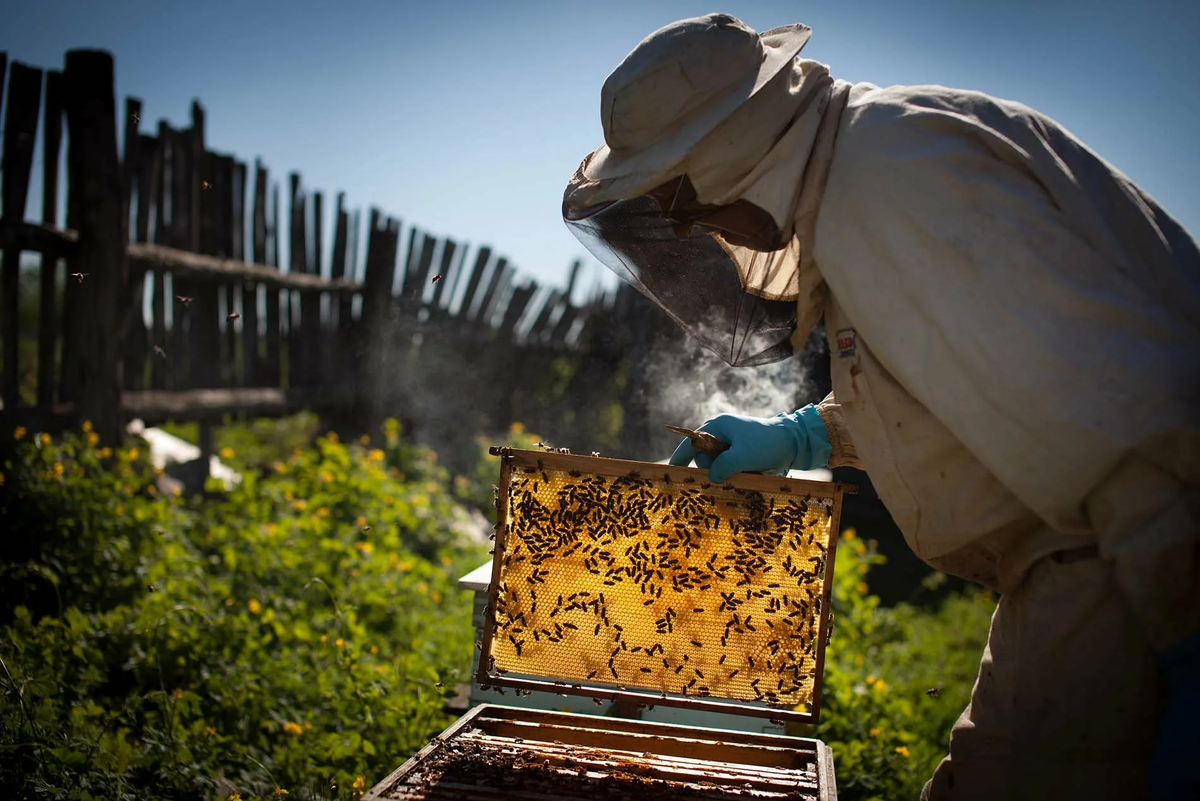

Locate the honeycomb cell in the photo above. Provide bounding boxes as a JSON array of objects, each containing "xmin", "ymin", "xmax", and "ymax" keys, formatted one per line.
[{"xmin": 483, "ymin": 451, "xmax": 840, "ymax": 712}]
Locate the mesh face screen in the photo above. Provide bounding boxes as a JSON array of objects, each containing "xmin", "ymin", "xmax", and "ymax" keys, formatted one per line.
[{"xmin": 483, "ymin": 452, "xmax": 839, "ymax": 713}]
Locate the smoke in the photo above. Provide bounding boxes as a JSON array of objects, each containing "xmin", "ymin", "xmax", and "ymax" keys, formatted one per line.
[{"xmin": 637, "ymin": 328, "xmax": 816, "ymax": 446}]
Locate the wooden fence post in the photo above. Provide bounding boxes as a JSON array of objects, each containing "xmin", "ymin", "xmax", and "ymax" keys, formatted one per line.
[
  {"xmin": 36, "ymin": 69, "xmax": 63, "ymax": 410},
  {"xmin": 62, "ymin": 49, "xmax": 128, "ymax": 444},
  {"xmin": 1, "ymin": 61, "xmax": 43, "ymax": 412}
]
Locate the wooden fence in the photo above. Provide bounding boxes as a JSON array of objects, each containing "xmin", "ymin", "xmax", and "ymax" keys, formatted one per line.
[{"xmin": 1, "ymin": 49, "xmax": 828, "ymax": 473}]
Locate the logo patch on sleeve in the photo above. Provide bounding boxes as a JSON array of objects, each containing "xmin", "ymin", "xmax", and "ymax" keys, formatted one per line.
[{"xmin": 836, "ymin": 328, "xmax": 857, "ymax": 358}]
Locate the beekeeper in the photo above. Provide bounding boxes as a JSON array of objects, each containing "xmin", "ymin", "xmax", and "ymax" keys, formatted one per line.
[{"xmin": 563, "ymin": 13, "xmax": 1199, "ymax": 801}]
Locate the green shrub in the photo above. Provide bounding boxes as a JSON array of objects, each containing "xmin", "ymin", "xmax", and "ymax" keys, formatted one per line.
[
  {"xmin": 807, "ymin": 530, "xmax": 998, "ymax": 801},
  {"xmin": 0, "ymin": 421, "xmax": 486, "ymax": 801}
]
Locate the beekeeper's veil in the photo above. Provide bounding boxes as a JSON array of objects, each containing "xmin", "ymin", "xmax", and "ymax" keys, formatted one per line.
[{"xmin": 563, "ymin": 14, "xmax": 850, "ymax": 366}]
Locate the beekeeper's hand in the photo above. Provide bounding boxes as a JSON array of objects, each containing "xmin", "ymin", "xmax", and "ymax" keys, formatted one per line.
[
  {"xmin": 668, "ymin": 407, "xmax": 831, "ymax": 483},
  {"xmin": 1150, "ymin": 633, "xmax": 1200, "ymax": 800}
]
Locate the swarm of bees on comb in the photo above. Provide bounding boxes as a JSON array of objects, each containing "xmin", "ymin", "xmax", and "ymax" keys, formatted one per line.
[{"xmin": 482, "ymin": 449, "xmax": 840, "ymax": 718}]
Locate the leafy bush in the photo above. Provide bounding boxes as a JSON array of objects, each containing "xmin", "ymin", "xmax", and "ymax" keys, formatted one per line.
[
  {"xmin": 805, "ymin": 531, "xmax": 998, "ymax": 801},
  {"xmin": 0, "ymin": 421, "xmax": 486, "ymax": 801}
]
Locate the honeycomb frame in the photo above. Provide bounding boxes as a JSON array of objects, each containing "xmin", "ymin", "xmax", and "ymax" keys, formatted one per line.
[{"xmin": 477, "ymin": 448, "xmax": 848, "ymax": 724}]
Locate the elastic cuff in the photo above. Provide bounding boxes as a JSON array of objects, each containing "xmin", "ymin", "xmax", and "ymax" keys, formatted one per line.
[{"xmin": 786, "ymin": 405, "xmax": 832, "ymax": 471}]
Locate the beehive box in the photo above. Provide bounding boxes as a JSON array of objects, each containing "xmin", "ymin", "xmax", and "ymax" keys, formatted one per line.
[{"xmin": 367, "ymin": 449, "xmax": 848, "ymax": 800}]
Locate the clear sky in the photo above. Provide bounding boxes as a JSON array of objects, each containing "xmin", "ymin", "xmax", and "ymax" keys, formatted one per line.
[{"xmin": 4, "ymin": 0, "xmax": 1199, "ymax": 300}]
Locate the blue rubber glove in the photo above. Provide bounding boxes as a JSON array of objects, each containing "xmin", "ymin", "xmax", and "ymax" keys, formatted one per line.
[
  {"xmin": 1149, "ymin": 633, "xmax": 1200, "ymax": 801},
  {"xmin": 667, "ymin": 406, "xmax": 832, "ymax": 483}
]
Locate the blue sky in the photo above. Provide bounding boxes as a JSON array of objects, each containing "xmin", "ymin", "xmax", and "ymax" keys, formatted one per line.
[{"xmin": 4, "ymin": 0, "xmax": 1198, "ymax": 300}]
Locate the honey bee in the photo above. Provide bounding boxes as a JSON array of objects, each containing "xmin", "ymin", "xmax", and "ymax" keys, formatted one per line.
[
  {"xmin": 153, "ymin": 345, "xmax": 166, "ymax": 359},
  {"xmin": 925, "ymin": 687, "xmax": 941, "ymax": 698},
  {"xmin": 69, "ymin": 272, "xmax": 88, "ymax": 283},
  {"xmin": 227, "ymin": 311, "xmax": 240, "ymax": 322},
  {"xmin": 176, "ymin": 295, "xmax": 193, "ymax": 306},
  {"xmin": 431, "ymin": 274, "xmax": 443, "ymax": 283}
]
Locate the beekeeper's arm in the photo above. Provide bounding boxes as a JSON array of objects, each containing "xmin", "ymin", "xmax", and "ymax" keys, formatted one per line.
[{"xmin": 667, "ymin": 393, "xmax": 860, "ymax": 480}]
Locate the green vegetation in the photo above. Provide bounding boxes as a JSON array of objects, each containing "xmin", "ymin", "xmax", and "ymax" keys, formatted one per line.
[
  {"xmin": 812, "ymin": 532, "xmax": 997, "ymax": 801},
  {"xmin": 0, "ymin": 420, "xmax": 485, "ymax": 800},
  {"xmin": 0, "ymin": 416, "xmax": 997, "ymax": 801}
]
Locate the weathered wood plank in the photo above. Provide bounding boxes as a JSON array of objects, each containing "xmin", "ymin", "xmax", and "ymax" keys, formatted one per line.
[
  {"xmin": 62, "ymin": 50, "xmax": 128, "ymax": 443},
  {"xmin": 473, "ymin": 256, "xmax": 509, "ymax": 324},
  {"xmin": 150, "ymin": 124, "xmax": 170, "ymax": 390},
  {"xmin": 1, "ymin": 60, "xmax": 42, "ymax": 410},
  {"xmin": 244, "ymin": 160, "xmax": 267, "ymax": 388},
  {"xmin": 121, "ymin": 102, "xmax": 147, "ymax": 391},
  {"xmin": 457, "ymin": 246, "xmax": 492, "ymax": 319},
  {"xmin": 265, "ymin": 179, "xmax": 282, "ymax": 386},
  {"xmin": 402, "ymin": 232, "xmax": 436, "ymax": 305},
  {"xmin": 36, "ymin": 69, "xmax": 63, "ymax": 409},
  {"xmin": 429, "ymin": 238, "xmax": 457, "ymax": 309},
  {"xmin": 499, "ymin": 282, "xmax": 537, "ymax": 335},
  {"xmin": 120, "ymin": 97, "xmax": 140, "ymax": 240}
]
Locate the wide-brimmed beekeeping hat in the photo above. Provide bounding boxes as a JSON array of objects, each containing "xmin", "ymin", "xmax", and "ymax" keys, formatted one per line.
[{"xmin": 576, "ymin": 13, "xmax": 811, "ymax": 205}]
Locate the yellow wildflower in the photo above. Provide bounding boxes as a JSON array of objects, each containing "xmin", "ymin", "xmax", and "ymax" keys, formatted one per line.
[
  {"xmin": 356, "ymin": 515, "xmax": 368, "ymax": 528},
  {"xmin": 128, "ymin": 447, "xmax": 140, "ymax": 461},
  {"xmin": 843, "ymin": 529, "xmax": 856, "ymax": 540},
  {"xmin": 854, "ymin": 653, "xmax": 865, "ymax": 667},
  {"xmin": 374, "ymin": 665, "xmax": 388, "ymax": 674},
  {"xmin": 303, "ymin": 721, "xmax": 312, "ymax": 730},
  {"xmin": 431, "ymin": 591, "xmax": 442, "ymax": 603},
  {"xmin": 40, "ymin": 433, "xmax": 51, "ymax": 446},
  {"xmin": 857, "ymin": 562, "xmax": 869, "ymax": 575},
  {"xmin": 274, "ymin": 789, "xmax": 288, "ymax": 798},
  {"xmin": 316, "ymin": 506, "xmax": 330, "ymax": 519},
  {"xmin": 369, "ymin": 645, "xmax": 379, "ymax": 654},
  {"xmin": 225, "ymin": 598, "xmax": 234, "ymax": 607},
  {"xmin": 870, "ymin": 727, "xmax": 881, "ymax": 738},
  {"xmin": 13, "ymin": 426, "xmax": 26, "ymax": 440},
  {"xmin": 172, "ymin": 688, "xmax": 184, "ymax": 699},
  {"xmin": 172, "ymin": 486, "xmax": 182, "ymax": 497},
  {"xmin": 147, "ymin": 484, "xmax": 157, "ymax": 496},
  {"xmin": 874, "ymin": 678, "xmax": 889, "ymax": 692},
  {"xmin": 368, "ymin": 448, "xmax": 385, "ymax": 463},
  {"xmin": 98, "ymin": 447, "xmax": 112, "ymax": 459},
  {"xmin": 335, "ymin": 638, "xmax": 346, "ymax": 649},
  {"xmin": 320, "ymin": 634, "xmax": 328, "ymax": 645},
  {"xmin": 228, "ymin": 794, "xmax": 242, "ymax": 801},
  {"xmin": 509, "ymin": 422, "xmax": 525, "ymax": 435},
  {"xmin": 87, "ymin": 432, "xmax": 99, "ymax": 447},
  {"xmin": 354, "ymin": 541, "xmax": 374, "ymax": 555},
  {"xmin": 219, "ymin": 447, "xmax": 234, "ymax": 460},
  {"xmin": 327, "ymin": 431, "xmax": 339, "ymax": 443},
  {"xmin": 350, "ymin": 664, "xmax": 357, "ymax": 673},
  {"xmin": 352, "ymin": 776, "xmax": 367, "ymax": 791},
  {"xmin": 292, "ymin": 499, "xmax": 307, "ymax": 512},
  {"xmin": 273, "ymin": 460, "xmax": 286, "ymax": 473},
  {"xmin": 52, "ymin": 462, "xmax": 65, "ymax": 478},
  {"xmin": 359, "ymin": 434, "xmax": 371, "ymax": 445},
  {"xmin": 319, "ymin": 470, "xmax": 333, "ymax": 483},
  {"xmin": 856, "ymin": 582, "xmax": 869, "ymax": 595},
  {"xmin": 383, "ymin": 495, "xmax": 394, "ymax": 506},
  {"xmin": 248, "ymin": 598, "xmax": 262, "ymax": 615},
  {"xmin": 397, "ymin": 560, "xmax": 413, "ymax": 572},
  {"xmin": 283, "ymin": 721, "xmax": 303, "ymax": 735},
  {"xmin": 441, "ymin": 555, "xmax": 452, "ymax": 567},
  {"xmin": 417, "ymin": 581, "xmax": 429, "ymax": 595},
  {"xmin": 81, "ymin": 420, "xmax": 92, "ymax": 433},
  {"xmin": 206, "ymin": 726, "xmax": 216, "ymax": 736},
  {"xmin": 895, "ymin": 745, "xmax": 910, "ymax": 758}
]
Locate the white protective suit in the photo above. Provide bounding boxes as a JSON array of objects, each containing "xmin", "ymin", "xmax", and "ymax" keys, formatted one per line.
[
  {"xmin": 807, "ymin": 83, "xmax": 1200, "ymax": 799},
  {"xmin": 565, "ymin": 15, "xmax": 1200, "ymax": 800}
]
